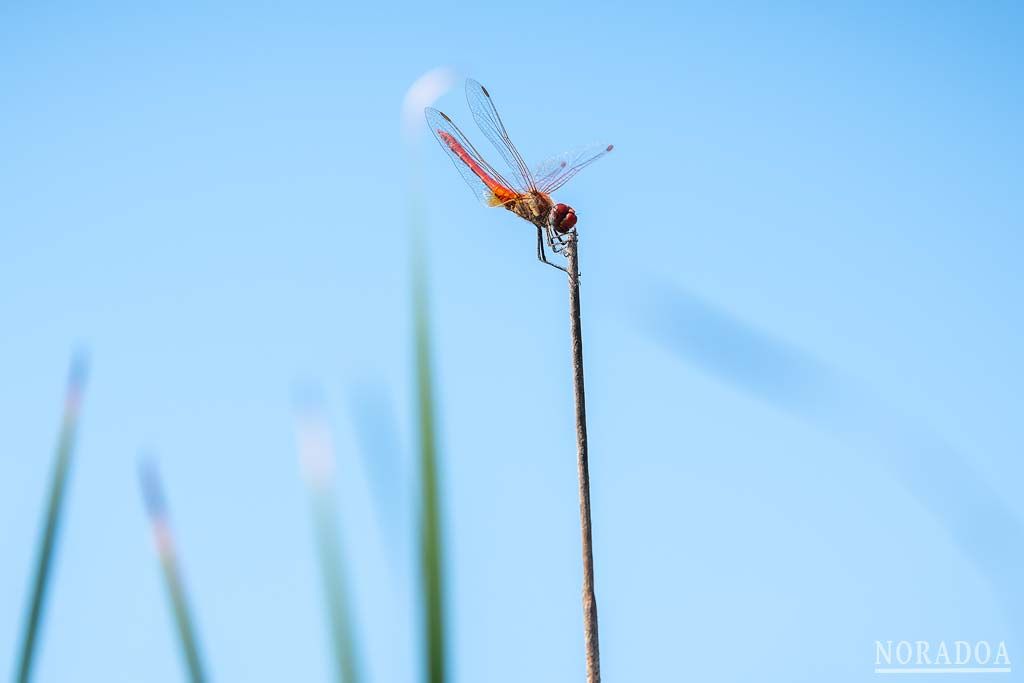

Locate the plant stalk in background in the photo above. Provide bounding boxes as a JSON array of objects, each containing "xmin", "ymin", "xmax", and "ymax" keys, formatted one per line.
[
  {"xmin": 138, "ymin": 459, "xmax": 208, "ymax": 683},
  {"xmin": 566, "ymin": 238, "xmax": 601, "ymax": 683},
  {"xmin": 14, "ymin": 353, "xmax": 88, "ymax": 683},
  {"xmin": 295, "ymin": 401, "xmax": 362, "ymax": 683},
  {"xmin": 310, "ymin": 492, "xmax": 361, "ymax": 683},
  {"xmin": 414, "ymin": 239, "xmax": 447, "ymax": 683},
  {"xmin": 404, "ymin": 67, "xmax": 456, "ymax": 683}
]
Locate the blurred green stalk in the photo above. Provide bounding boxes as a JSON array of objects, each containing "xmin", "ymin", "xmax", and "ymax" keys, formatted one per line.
[
  {"xmin": 412, "ymin": 215, "xmax": 447, "ymax": 683},
  {"xmin": 309, "ymin": 489, "xmax": 360, "ymax": 683},
  {"xmin": 162, "ymin": 557, "xmax": 206, "ymax": 683},
  {"xmin": 404, "ymin": 69, "xmax": 454, "ymax": 681},
  {"xmin": 138, "ymin": 459, "xmax": 207, "ymax": 683},
  {"xmin": 14, "ymin": 353, "xmax": 88, "ymax": 683},
  {"xmin": 295, "ymin": 401, "xmax": 362, "ymax": 683}
]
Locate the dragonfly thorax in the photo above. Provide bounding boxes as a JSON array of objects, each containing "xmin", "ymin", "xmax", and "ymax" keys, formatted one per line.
[{"xmin": 507, "ymin": 191, "xmax": 555, "ymax": 227}]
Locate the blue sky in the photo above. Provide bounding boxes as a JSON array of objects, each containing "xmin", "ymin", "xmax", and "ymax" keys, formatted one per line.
[{"xmin": 1, "ymin": 1, "xmax": 1023, "ymax": 681}]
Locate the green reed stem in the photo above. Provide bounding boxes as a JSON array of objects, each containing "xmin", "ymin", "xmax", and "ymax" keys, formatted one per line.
[
  {"xmin": 310, "ymin": 488, "xmax": 360, "ymax": 683},
  {"xmin": 138, "ymin": 459, "xmax": 207, "ymax": 683},
  {"xmin": 14, "ymin": 354, "xmax": 87, "ymax": 683},
  {"xmin": 413, "ymin": 229, "xmax": 447, "ymax": 683}
]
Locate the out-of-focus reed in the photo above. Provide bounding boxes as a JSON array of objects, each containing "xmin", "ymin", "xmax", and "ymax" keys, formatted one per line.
[
  {"xmin": 138, "ymin": 458, "xmax": 208, "ymax": 683},
  {"xmin": 346, "ymin": 382, "xmax": 405, "ymax": 572},
  {"xmin": 404, "ymin": 66, "xmax": 456, "ymax": 683},
  {"xmin": 14, "ymin": 352, "xmax": 88, "ymax": 683},
  {"xmin": 413, "ymin": 246, "xmax": 447, "ymax": 683},
  {"xmin": 641, "ymin": 282, "xmax": 1024, "ymax": 636},
  {"xmin": 294, "ymin": 394, "xmax": 362, "ymax": 683}
]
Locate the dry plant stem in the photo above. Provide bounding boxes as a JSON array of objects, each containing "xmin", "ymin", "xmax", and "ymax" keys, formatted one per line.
[{"xmin": 565, "ymin": 235, "xmax": 601, "ymax": 683}]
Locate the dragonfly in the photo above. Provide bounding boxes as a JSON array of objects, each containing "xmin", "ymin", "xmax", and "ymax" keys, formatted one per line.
[{"xmin": 425, "ymin": 79, "xmax": 613, "ymax": 272}]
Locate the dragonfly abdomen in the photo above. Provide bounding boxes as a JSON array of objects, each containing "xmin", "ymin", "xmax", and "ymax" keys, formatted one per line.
[{"xmin": 436, "ymin": 130, "xmax": 518, "ymax": 206}]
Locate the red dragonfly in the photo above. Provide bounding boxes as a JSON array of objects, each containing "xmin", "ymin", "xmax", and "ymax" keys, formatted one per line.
[{"xmin": 425, "ymin": 79, "xmax": 613, "ymax": 272}]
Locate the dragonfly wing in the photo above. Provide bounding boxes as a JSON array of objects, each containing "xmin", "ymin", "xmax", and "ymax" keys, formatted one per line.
[
  {"xmin": 465, "ymin": 79, "xmax": 536, "ymax": 192},
  {"xmin": 533, "ymin": 143, "xmax": 614, "ymax": 194},
  {"xmin": 425, "ymin": 107, "xmax": 518, "ymax": 207}
]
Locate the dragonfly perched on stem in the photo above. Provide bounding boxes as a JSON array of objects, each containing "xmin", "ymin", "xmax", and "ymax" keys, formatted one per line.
[{"xmin": 425, "ymin": 79, "xmax": 613, "ymax": 272}]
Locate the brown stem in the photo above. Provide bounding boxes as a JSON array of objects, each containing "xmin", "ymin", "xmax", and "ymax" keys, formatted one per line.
[{"xmin": 565, "ymin": 235, "xmax": 601, "ymax": 683}]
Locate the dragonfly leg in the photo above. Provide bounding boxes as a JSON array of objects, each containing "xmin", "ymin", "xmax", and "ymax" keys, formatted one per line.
[
  {"xmin": 546, "ymin": 227, "xmax": 581, "ymax": 277},
  {"xmin": 547, "ymin": 225, "xmax": 574, "ymax": 255},
  {"xmin": 536, "ymin": 225, "xmax": 567, "ymax": 273}
]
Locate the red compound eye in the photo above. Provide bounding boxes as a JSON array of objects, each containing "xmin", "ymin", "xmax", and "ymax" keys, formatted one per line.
[
  {"xmin": 555, "ymin": 208, "xmax": 577, "ymax": 233},
  {"xmin": 553, "ymin": 203, "xmax": 570, "ymax": 224}
]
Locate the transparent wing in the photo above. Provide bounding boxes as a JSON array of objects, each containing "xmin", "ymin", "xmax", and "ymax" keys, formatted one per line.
[
  {"xmin": 465, "ymin": 79, "xmax": 536, "ymax": 193},
  {"xmin": 533, "ymin": 143, "xmax": 614, "ymax": 194},
  {"xmin": 425, "ymin": 107, "xmax": 518, "ymax": 207}
]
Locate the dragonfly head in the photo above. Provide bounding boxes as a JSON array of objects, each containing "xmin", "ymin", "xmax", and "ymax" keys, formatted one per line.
[{"xmin": 551, "ymin": 203, "xmax": 577, "ymax": 234}]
